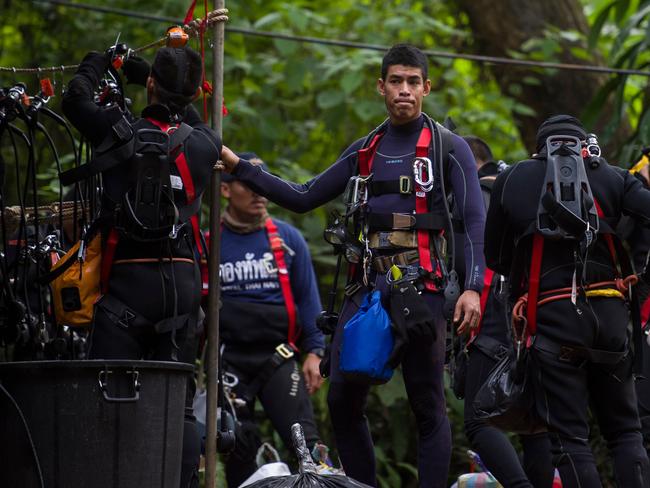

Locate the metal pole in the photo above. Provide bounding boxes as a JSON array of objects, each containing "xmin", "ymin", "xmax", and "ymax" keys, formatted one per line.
[{"xmin": 205, "ymin": 0, "xmax": 225, "ymax": 486}]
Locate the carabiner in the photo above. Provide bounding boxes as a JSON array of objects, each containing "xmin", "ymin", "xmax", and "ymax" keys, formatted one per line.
[{"xmin": 413, "ymin": 157, "xmax": 434, "ymax": 192}]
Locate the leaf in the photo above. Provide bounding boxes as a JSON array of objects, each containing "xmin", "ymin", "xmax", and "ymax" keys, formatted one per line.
[
  {"xmin": 340, "ymin": 69, "xmax": 363, "ymax": 95},
  {"xmin": 253, "ymin": 12, "xmax": 282, "ymax": 29},
  {"xmin": 316, "ymin": 90, "xmax": 345, "ymax": 109},
  {"xmin": 588, "ymin": 2, "xmax": 615, "ymax": 49}
]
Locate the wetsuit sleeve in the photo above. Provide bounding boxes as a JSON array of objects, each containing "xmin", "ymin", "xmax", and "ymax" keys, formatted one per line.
[
  {"xmin": 283, "ymin": 225, "xmax": 325, "ymax": 352},
  {"xmin": 448, "ymin": 134, "xmax": 486, "ymax": 292},
  {"xmin": 484, "ymin": 168, "xmax": 515, "ymax": 276},
  {"xmin": 62, "ymin": 52, "xmax": 113, "ymax": 147},
  {"xmin": 230, "ymin": 139, "xmax": 364, "ymax": 213},
  {"xmin": 621, "ymin": 168, "xmax": 650, "ymax": 224}
]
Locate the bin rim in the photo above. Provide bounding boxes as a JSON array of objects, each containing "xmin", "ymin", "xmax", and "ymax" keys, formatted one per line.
[{"xmin": 0, "ymin": 359, "xmax": 194, "ymax": 373}]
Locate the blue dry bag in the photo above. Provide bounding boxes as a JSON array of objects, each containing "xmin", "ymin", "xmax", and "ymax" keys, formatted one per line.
[{"xmin": 340, "ymin": 290, "xmax": 394, "ymax": 384}]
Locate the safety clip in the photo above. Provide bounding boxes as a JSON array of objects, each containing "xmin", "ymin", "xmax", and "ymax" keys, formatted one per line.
[{"xmin": 413, "ymin": 157, "xmax": 434, "ymax": 192}]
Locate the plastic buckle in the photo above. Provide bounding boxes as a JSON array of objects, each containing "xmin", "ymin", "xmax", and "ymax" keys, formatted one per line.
[
  {"xmin": 399, "ymin": 175, "xmax": 412, "ymax": 194},
  {"xmin": 275, "ymin": 343, "xmax": 294, "ymax": 360}
]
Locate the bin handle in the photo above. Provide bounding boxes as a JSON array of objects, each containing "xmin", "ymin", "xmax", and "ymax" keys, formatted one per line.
[{"xmin": 98, "ymin": 369, "xmax": 140, "ymax": 403}]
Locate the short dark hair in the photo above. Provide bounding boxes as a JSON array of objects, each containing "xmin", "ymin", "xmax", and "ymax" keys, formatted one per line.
[
  {"xmin": 381, "ymin": 44, "xmax": 428, "ymax": 80},
  {"xmin": 463, "ymin": 136, "xmax": 493, "ymax": 164},
  {"xmin": 151, "ymin": 47, "xmax": 202, "ymax": 115}
]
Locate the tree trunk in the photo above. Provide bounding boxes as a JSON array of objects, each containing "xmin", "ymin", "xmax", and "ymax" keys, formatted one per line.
[{"xmin": 454, "ymin": 0, "xmax": 630, "ymax": 156}]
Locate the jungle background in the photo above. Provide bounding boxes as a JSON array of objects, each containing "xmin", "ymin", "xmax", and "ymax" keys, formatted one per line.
[{"xmin": 2, "ymin": 0, "xmax": 650, "ymax": 486}]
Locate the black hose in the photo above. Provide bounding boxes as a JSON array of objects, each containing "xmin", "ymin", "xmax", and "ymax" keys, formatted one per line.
[{"xmin": 0, "ymin": 382, "xmax": 45, "ymax": 488}]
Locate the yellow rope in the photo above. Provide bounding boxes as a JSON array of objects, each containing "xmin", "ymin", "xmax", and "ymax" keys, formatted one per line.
[
  {"xmin": 0, "ymin": 8, "xmax": 229, "ymax": 73},
  {"xmin": 585, "ymin": 288, "xmax": 625, "ymax": 299},
  {"xmin": 629, "ymin": 154, "xmax": 650, "ymax": 174}
]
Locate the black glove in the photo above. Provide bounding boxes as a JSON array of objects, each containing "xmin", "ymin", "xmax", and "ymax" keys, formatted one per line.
[{"xmin": 122, "ymin": 55, "xmax": 151, "ymax": 87}]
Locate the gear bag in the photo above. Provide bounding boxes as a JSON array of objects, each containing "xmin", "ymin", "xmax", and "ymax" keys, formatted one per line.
[
  {"xmin": 340, "ymin": 290, "xmax": 394, "ymax": 385},
  {"xmin": 46, "ymin": 229, "xmax": 102, "ymax": 327}
]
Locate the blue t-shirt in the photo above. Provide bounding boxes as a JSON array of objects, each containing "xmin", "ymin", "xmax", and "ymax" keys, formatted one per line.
[{"xmin": 220, "ymin": 218, "xmax": 325, "ymax": 352}]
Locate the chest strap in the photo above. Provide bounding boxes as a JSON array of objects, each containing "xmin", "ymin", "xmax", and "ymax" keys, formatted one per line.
[{"xmin": 264, "ymin": 218, "xmax": 300, "ymax": 351}]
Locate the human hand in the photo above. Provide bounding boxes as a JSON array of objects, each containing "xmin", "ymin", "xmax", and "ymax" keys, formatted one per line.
[
  {"xmin": 122, "ymin": 55, "xmax": 150, "ymax": 86},
  {"xmin": 454, "ymin": 290, "xmax": 481, "ymax": 335},
  {"xmin": 219, "ymin": 144, "xmax": 240, "ymax": 174},
  {"xmin": 302, "ymin": 353, "xmax": 324, "ymax": 395}
]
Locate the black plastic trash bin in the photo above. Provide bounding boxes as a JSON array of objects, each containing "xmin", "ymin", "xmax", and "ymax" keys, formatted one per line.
[{"xmin": 0, "ymin": 360, "xmax": 193, "ymax": 488}]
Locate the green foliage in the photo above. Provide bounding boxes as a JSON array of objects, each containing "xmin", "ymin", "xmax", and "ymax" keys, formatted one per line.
[
  {"xmin": 2, "ymin": 0, "xmax": 641, "ymax": 485},
  {"xmin": 583, "ymin": 0, "xmax": 650, "ymax": 166}
]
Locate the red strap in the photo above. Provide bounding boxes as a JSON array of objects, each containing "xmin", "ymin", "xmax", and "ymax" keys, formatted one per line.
[
  {"xmin": 472, "ymin": 268, "xmax": 495, "ymax": 339},
  {"xmin": 183, "ymin": 0, "xmax": 198, "ymax": 25},
  {"xmin": 175, "ymin": 152, "xmax": 203, "ymax": 258},
  {"xmin": 264, "ymin": 218, "xmax": 299, "ymax": 350},
  {"xmin": 414, "ymin": 127, "xmax": 440, "ymax": 291},
  {"xmin": 641, "ymin": 295, "xmax": 650, "ymax": 329},
  {"xmin": 101, "ymin": 228, "xmax": 120, "ymax": 294},
  {"xmin": 593, "ymin": 198, "xmax": 620, "ymax": 277},
  {"xmin": 357, "ymin": 133, "xmax": 383, "ymax": 176},
  {"xmin": 526, "ymin": 234, "xmax": 545, "ymax": 336}
]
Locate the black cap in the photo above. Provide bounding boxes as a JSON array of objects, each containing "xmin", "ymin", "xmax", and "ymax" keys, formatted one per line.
[
  {"xmin": 222, "ymin": 152, "xmax": 270, "ymax": 182},
  {"xmin": 536, "ymin": 115, "xmax": 587, "ymax": 152},
  {"xmin": 150, "ymin": 47, "xmax": 202, "ymax": 109}
]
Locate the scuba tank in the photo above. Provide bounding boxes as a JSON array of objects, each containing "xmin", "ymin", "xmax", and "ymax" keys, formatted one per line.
[{"xmin": 537, "ymin": 135, "xmax": 599, "ymax": 240}]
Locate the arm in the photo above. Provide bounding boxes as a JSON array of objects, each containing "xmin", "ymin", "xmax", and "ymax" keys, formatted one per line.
[
  {"xmin": 621, "ymin": 168, "xmax": 650, "ymax": 224},
  {"xmin": 220, "ymin": 140, "xmax": 363, "ymax": 213},
  {"xmin": 484, "ymin": 166, "xmax": 515, "ymax": 276},
  {"xmin": 285, "ymin": 226, "xmax": 325, "ymax": 393},
  {"xmin": 61, "ymin": 52, "xmax": 113, "ymax": 147},
  {"xmin": 448, "ymin": 135, "xmax": 486, "ymax": 292}
]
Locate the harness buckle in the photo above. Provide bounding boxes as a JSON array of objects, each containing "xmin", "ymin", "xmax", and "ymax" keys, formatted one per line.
[
  {"xmin": 413, "ymin": 157, "xmax": 434, "ymax": 192},
  {"xmin": 399, "ymin": 175, "xmax": 412, "ymax": 194},
  {"xmin": 275, "ymin": 343, "xmax": 295, "ymax": 360}
]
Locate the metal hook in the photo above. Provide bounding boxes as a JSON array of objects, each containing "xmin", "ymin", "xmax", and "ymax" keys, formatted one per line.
[{"xmin": 413, "ymin": 157, "xmax": 434, "ymax": 192}]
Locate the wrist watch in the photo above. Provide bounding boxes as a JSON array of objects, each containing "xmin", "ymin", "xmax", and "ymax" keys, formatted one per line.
[{"xmin": 309, "ymin": 348, "xmax": 325, "ymax": 358}]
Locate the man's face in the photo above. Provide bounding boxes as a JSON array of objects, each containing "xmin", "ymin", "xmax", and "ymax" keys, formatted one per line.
[
  {"xmin": 377, "ymin": 64, "xmax": 431, "ymax": 125},
  {"xmin": 221, "ymin": 180, "xmax": 268, "ymax": 221}
]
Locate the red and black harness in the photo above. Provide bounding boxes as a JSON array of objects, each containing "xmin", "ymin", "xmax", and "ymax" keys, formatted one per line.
[
  {"xmin": 511, "ymin": 202, "xmax": 643, "ymax": 370},
  {"xmin": 355, "ymin": 123, "xmax": 459, "ymax": 291}
]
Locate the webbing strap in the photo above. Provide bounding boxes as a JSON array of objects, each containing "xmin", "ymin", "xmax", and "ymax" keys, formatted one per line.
[
  {"xmin": 175, "ymin": 152, "xmax": 203, "ymax": 258},
  {"xmin": 101, "ymin": 228, "xmax": 120, "ymax": 294},
  {"xmin": 593, "ymin": 198, "xmax": 619, "ymax": 277},
  {"xmin": 357, "ymin": 133, "xmax": 382, "ymax": 176},
  {"xmin": 526, "ymin": 234, "xmax": 545, "ymax": 336},
  {"xmin": 472, "ymin": 267, "xmax": 495, "ymax": 339},
  {"xmin": 414, "ymin": 127, "xmax": 440, "ymax": 291},
  {"xmin": 264, "ymin": 218, "xmax": 299, "ymax": 350},
  {"xmin": 146, "ymin": 118, "xmax": 203, "ymax": 258}
]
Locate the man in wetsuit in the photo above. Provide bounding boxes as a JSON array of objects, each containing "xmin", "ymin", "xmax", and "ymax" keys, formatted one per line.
[
  {"xmin": 62, "ymin": 46, "xmax": 220, "ymax": 488},
  {"xmin": 219, "ymin": 44, "xmax": 486, "ymax": 487},
  {"xmin": 216, "ymin": 153, "xmax": 327, "ymax": 486},
  {"xmin": 462, "ymin": 136, "xmax": 554, "ymax": 488},
  {"xmin": 485, "ymin": 115, "xmax": 650, "ymax": 487}
]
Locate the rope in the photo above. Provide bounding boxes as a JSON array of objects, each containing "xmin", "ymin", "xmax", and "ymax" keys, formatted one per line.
[
  {"xmin": 3, "ymin": 201, "xmax": 89, "ymax": 234},
  {"xmin": 12, "ymin": 0, "xmax": 650, "ymax": 78},
  {"xmin": 0, "ymin": 7, "xmax": 228, "ymax": 74}
]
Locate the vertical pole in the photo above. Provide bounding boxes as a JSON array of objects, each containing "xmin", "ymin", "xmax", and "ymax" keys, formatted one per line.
[{"xmin": 205, "ymin": 1, "xmax": 225, "ymax": 487}]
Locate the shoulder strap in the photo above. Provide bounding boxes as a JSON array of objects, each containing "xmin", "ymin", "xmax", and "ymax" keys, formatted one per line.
[
  {"xmin": 357, "ymin": 132, "xmax": 383, "ymax": 177},
  {"xmin": 526, "ymin": 234, "xmax": 545, "ymax": 336},
  {"xmin": 264, "ymin": 218, "xmax": 299, "ymax": 350}
]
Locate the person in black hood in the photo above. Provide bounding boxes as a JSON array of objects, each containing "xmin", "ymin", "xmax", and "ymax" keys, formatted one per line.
[
  {"xmin": 462, "ymin": 135, "xmax": 554, "ymax": 488},
  {"xmin": 62, "ymin": 46, "xmax": 221, "ymax": 488},
  {"xmin": 485, "ymin": 114, "xmax": 650, "ymax": 487}
]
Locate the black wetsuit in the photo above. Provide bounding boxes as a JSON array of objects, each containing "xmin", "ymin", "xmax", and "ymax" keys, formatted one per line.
[
  {"xmin": 230, "ymin": 114, "xmax": 486, "ymax": 487},
  {"xmin": 463, "ymin": 167, "xmax": 554, "ymax": 488},
  {"xmin": 485, "ymin": 156, "xmax": 650, "ymax": 488},
  {"xmin": 62, "ymin": 52, "xmax": 220, "ymax": 488}
]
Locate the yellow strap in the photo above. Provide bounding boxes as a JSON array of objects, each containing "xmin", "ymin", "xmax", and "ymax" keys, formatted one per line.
[
  {"xmin": 629, "ymin": 154, "xmax": 649, "ymax": 174},
  {"xmin": 585, "ymin": 288, "xmax": 624, "ymax": 299}
]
